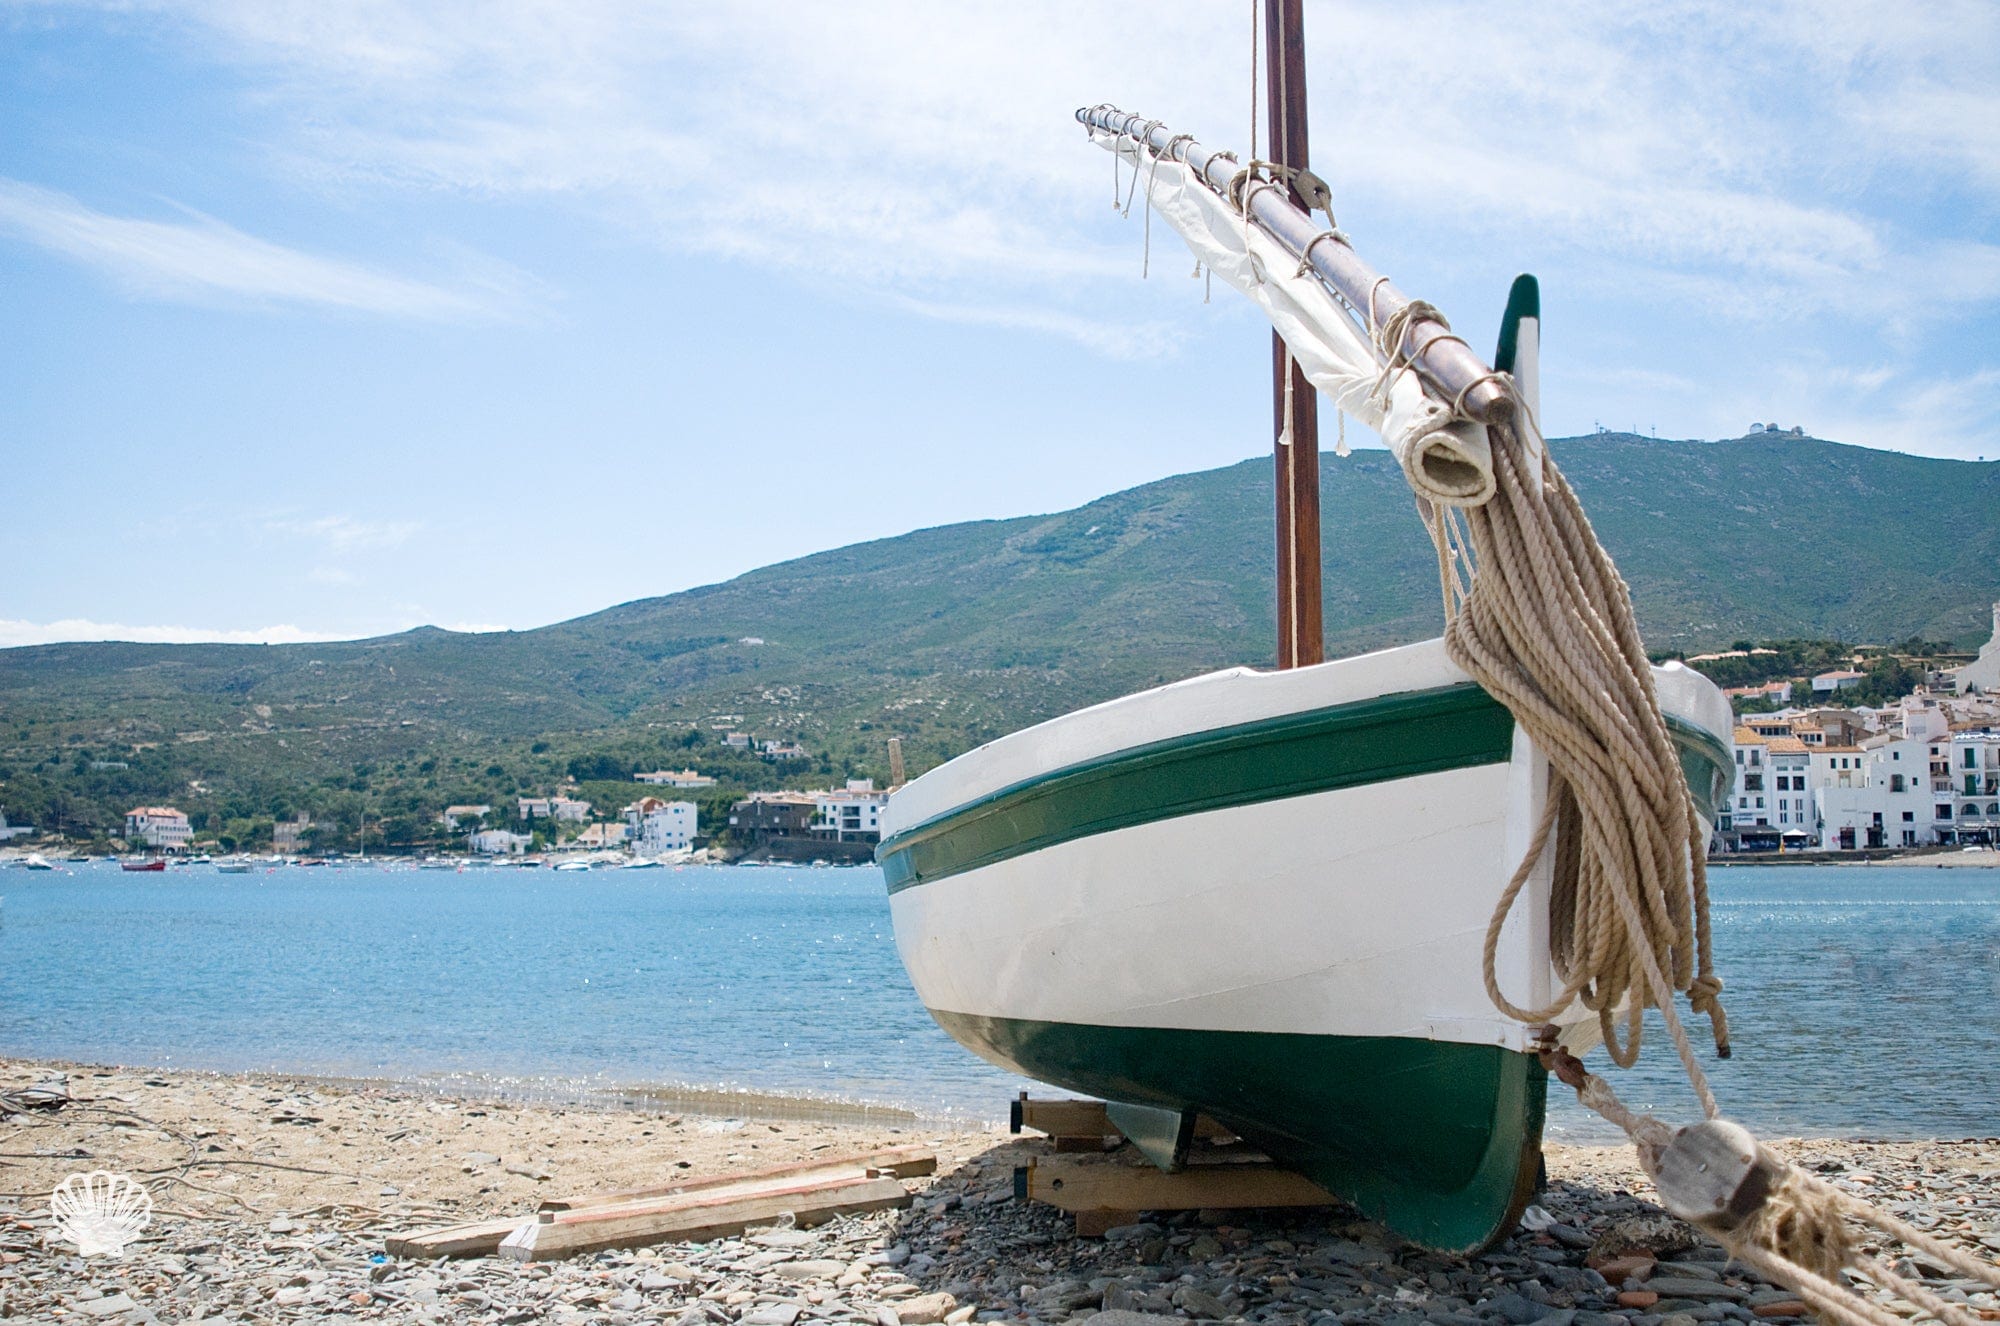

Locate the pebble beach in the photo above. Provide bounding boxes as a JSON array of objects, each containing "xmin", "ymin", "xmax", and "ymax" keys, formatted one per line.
[{"xmin": 7, "ymin": 1060, "xmax": 1998, "ymax": 1326}]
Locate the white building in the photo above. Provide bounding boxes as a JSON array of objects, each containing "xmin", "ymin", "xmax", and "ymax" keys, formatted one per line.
[
  {"xmin": 469, "ymin": 829, "xmax": 533, "ymax": 855},
  {"xmin": 124, "ymin": 806, "xmax": 192, "ymax": 851},
  {"xmin": 1955, "ymin": 603, "xmax": 2000, "ymax": 695},
  {"xmin": 442, "ymin": 804, "xmax": 492, "ymax": 830},
  {"xmin": 518, "ymin": 795, "xmax": 592, "ymax": 822},
  {"xmin": 812, "ymin": 779, "xmax": 889, "ymax": 843},
  {"xmin": 0, "ymin": 810, "xmax": 33, "ymax": 841},
  {"xmin": 762, "ymin": 741, "xmax": 809, "ymax": 760},
  {"xmin": 624, "ymin": 797, "xmax": 697, "ymax": 854},
  {"xmin": 1811, "ymin": 669, "xmax": 1865, "ymax": 694},
  {"xmin": 1942, "ymin": 730, "xmax": 2000, "ymax": 844},
  {"xmin": 635, "ymin": 769, "xmax": 715, "ymax": 788}
]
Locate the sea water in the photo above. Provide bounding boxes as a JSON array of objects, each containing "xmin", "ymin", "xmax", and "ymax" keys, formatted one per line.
[{"xmin": 0, "ymin": 861, "xmax": 1993, "ymax": 1140}]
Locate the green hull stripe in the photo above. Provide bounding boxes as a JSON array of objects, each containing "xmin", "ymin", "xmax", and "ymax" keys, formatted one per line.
[
  {"xmin": 932, "ymin": 1011, "xmax": 1545, "ymax": 1253},
  {"xmin": 879, "ymin": 684, "xmax": 1515, "ymax": 893},
  {"xmin": 1664, "ymin": 714, "xmax": 1731, "ymax": 826}
]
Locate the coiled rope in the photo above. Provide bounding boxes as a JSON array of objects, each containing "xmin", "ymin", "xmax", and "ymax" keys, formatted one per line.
[{"xmin": 1375, "ymin": 305, "xmax": 2000, "ymax": 1326}]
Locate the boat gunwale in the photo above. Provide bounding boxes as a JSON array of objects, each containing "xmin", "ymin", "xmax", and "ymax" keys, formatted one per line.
[{"xmin": 878, "ymin": 683, "xmax": 1732, "ymax": 895}]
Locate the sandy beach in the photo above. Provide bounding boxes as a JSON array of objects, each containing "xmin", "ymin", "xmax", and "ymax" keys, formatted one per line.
[{"xmin": 7, "ymin": 1058, "xmax": 1999, "ymax": 1325}]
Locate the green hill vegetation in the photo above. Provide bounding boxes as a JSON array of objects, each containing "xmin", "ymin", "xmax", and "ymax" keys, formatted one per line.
[{"xmin": 1, "ymin": 432, "xmax": 1995, "ymax": 849}]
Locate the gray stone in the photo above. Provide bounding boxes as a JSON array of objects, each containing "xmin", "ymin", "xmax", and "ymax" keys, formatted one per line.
[
  {"xmin": 1087, "ymin": 1313, "xmax": 1187, "ymax": 1326},
  {"xmin": 1487, "ymin": 1292, "xmax": 1550, "ymax": 1324},
  {"xmin": 1323, "ymin": 1240, "xmax": 1396, "ymax": 1267},
  {"xmin": 75, "ymin": 1296, "xmax": 138, "ymax": 1317},
  {"xmin": 1643, "ymin": 1280, "xmax": 1747, "ymax": 1303},
  {"xmin": 771, "ymin": 1260, "xmax": 847, "ymax": 1281},
  {"xmin": 1174, "ymin": 1285, "xmax": 1233, "ymax": 1318},
  {"xmin": 741, "ymin": 1308, "xmax": 803, "ymax": 1326}
]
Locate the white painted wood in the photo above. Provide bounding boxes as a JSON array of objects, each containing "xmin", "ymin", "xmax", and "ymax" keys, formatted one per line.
[
  {"xmin": 891, "ymin": 765, "xmax": 1579, "ymax": 1051},
  {"xmin": 884, "ymin": 635, "xmax": 1732, "ymax": 1059},
  {"xmin": 883, "ymin": 639, "xmax": 1472, "ymax": 836}
]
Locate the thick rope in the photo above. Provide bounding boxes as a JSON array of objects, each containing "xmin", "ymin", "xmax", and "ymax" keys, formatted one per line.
[
  {"xmin": 1555, "ymin": 1054, "xmax": 2000, "ymax": 1326},
  {"xmin": 1398, "ymin": 309, "xmax": 2000, "ymax": 1323}
]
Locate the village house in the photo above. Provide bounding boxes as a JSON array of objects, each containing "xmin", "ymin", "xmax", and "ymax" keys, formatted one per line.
[
  {"xmin": 442, "ymin": 804, "xmax": 492, "ymax": 831},
  {"xmin": 124, "ymin": 806, "xmax": 192, "ymax": 851},
  {"xmin": 517, "ymin": 795, "xmax": 592, "ymax": 822},
  {"xmin": 576, "ymin": 822, "xmax": 628, "ymax": 849},
  {"xmin": 1811, "ymin": 669, "xmax": 1865, "ymax": 694},
  {"xmin": 634, "ymin": 769, "xmax": 715, "ymax": 788},
  {"xmin": 761, "ymin": 740, "xmax": 809, "ymax": 760},
  {"xmin": 812, "ymin": 779, "xmax": 889, "ymax": 844},
  {"xmin": 728, "ymin": 791, "xmax": 818, "ymax": 844},
  {"xmin": 624, "ymin": 797, "xmax": 697, "ymax": 855},
  {"xmin": 273, "ymin": 815, "xmax": 312, "ymax": 853},
  {"xmin": 0, "ymin": 810, "xmax": 33, "ymax": 841},
  {"xmin": 469, "ymin": 828, "xmax": 532, "ymax": 855}
]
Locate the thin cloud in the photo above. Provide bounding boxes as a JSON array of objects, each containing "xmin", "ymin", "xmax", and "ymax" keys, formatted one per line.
[
  {"xmin": 0, "ymin": 616, "xmax": 514, "ymax": 647},
  {"xmin": 265, "ymin": 513, "xmax": 421, "ymax": 552},
  {"xmin": 0, "ymin": 177, "xmax": 528, "ymax": 320},
  {"xmin": 0, "ymin": 618, "xmax": 353, "ymax": 647}
]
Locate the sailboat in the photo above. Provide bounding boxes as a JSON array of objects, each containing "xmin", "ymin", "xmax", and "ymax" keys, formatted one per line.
[{"xmin": 876, "ymin": 2, "xmax": 1732, "ymax": 1254}]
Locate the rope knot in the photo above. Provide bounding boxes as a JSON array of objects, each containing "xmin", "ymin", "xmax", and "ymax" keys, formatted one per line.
[{"xmin": 1688, "ymin": 974, "xmax": 1732, "ymax": 1058}]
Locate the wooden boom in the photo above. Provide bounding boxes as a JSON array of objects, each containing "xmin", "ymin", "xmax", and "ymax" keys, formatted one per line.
[{"xmin": 1076, "ymin": 105, "xmax": 1514, "ymax": 425}]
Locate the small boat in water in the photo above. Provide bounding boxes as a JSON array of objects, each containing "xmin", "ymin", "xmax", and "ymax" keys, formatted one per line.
[
  {"xmin": 216, "ymin": 860, "xmax": 253, "ymax": 874},
  {"xmin": 22, "ymin": 854, "xmax": 54, "ymax": 871},
  {"xmin": 121, "ymin": 858, "xmax": 166, "ymax": 873},
  {"xmin": 553, "ymin": 859, "xmax": 592, "ymax": 873}
]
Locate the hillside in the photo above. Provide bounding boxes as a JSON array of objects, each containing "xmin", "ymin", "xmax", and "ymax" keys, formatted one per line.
[{"xmin": 1, "ymin": 433, "xmax": 1995, "ymax": 843}]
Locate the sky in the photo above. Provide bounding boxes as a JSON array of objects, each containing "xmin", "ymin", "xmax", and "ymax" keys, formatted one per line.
[{"xmin": 3, "ymin": 1, "xmax": 1996, "ymax": 646}]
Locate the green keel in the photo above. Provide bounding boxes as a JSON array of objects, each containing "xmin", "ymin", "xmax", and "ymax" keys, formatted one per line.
[{"xmin": 936, "ymin": 1011, "xmax": 1546, "ymax": 1253}]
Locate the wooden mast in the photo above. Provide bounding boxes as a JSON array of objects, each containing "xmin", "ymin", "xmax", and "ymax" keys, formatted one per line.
[{"xmin": 1266, "ymin": 0, "xmax": 1322, "ymax": 668}]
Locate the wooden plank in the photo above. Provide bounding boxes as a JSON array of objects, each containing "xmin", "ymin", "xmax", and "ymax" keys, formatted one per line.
[
  {"xmin": 1015, "ymin": 1098, "xmax": 1235, "ymax": 1144},
  {"xmin": 1021, "ymin": 1154, "xmax": 1335, "ymax": 1215},
  {"xmin": 498, "ymin": 1175, "xmax": 909, "ymax": 1262},
  {"xmin": 384, "ymin": 1214, "xmax": 535, "ymax": 1260},
  {"xmin": 387, "ymin": 1147, "xmax": 934, "ymax": 1259},
  {"xmin": 538, "ymin": 1146, "xmax": 935, "ymax": 1211}
]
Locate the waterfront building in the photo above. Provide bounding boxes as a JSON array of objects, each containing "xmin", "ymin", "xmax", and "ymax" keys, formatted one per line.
[
  {"xmin": 273, "ymin": 815, "xmax": 312, "ymax": 853},
  {"xmin": 729, "ymin": 791, "xmax": 818, "ymax": 842},
  {"xmin": 812, "ymin": 779, "xmax": 889, "ymax": 844},
  {"xmin": 442, "ymin": 804, "xmax": 492, "ymax": 830},
  {"xmin": 124, "ymin": 806, "xmax": 192, "ymax": 851},
  {"xmin": 469, "ymin": 829, "xmax": 532, "ymax": 855},
  {"xmin": 0, "ymin": 810, "xmax": 33, "ymax": 841},
  {"xmin": 624, "ymin": 797, "xmax": 696, "ymax": 854},
  {"xmin": 576, "ymin": 822, "xmax": 628, "ymax": 848}
]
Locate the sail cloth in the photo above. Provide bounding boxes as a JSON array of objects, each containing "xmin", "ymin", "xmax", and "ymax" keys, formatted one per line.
[{"xmin": 1092, "ymin": 129, "xmax": 1495, "ymax": 509}]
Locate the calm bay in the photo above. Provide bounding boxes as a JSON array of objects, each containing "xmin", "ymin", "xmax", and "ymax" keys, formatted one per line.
[{"xmin": 0, "ymin": 861, "xmax": 1993, "ymax": 1141}]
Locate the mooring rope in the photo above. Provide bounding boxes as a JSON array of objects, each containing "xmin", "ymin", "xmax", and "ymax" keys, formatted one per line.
[{"xmin": 1386, "ymin": 309, "xmax": 2000, "ymax": 1326}]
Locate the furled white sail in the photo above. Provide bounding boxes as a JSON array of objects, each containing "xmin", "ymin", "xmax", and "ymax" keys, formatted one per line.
[{"xmin": 1093, "ymin": 129, "xmax": 1494, "ymax": 508}]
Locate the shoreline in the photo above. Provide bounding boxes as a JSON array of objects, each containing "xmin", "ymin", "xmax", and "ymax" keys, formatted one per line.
[{"xmin": 8, "ymin": 1058, "xmax": 1998, "ymax": 1325}]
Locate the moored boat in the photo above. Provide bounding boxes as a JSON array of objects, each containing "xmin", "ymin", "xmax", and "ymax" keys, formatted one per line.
[
  {"xmin": 121, "ymin": 858, "xmax": 166, "ymax": 873},
  {"xmin": 879, "ymin": 639, "xmax": 1730, "ymax": 1251},
  {"xmin": 879, "ymin": 14, "xmax": 1735, "ymax": 1253}
]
